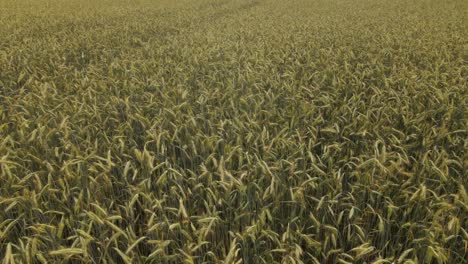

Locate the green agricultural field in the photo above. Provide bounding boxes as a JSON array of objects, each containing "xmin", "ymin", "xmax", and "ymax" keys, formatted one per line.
[{"xmin": 0, "ymin": 0, "xmax": 466, "ymax": 263}]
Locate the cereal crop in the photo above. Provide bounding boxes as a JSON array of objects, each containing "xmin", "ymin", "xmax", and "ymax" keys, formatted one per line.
[{"xmin": 0, "ymin": 0, "xmax": 466, "ymax": 263}]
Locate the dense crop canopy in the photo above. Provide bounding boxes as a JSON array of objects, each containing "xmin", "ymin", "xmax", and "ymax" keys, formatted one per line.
[{"xmin": 0, "ymin": 0, "xmax": 466, "ymax": 263}]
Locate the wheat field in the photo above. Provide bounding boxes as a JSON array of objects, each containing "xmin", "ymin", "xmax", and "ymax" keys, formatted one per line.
[{"xmin": 0, "ymin": 0, "xmax": 467, "ymax": 263}]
